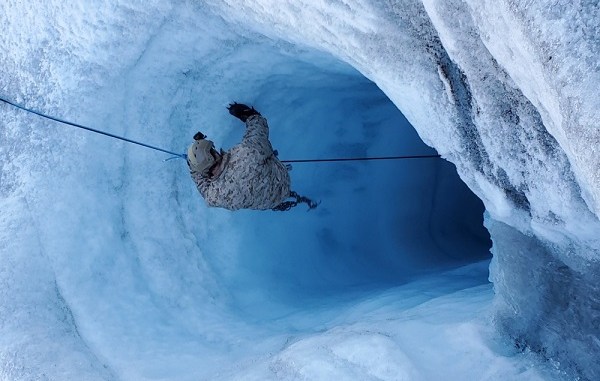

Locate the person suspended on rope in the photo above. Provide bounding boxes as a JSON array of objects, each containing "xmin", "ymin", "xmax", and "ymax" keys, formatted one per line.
[{"xmin": 187, "ymin": 103, "xmax": 318, "ymax": 211}]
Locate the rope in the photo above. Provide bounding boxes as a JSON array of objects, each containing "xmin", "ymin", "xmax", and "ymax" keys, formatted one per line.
[
  {"xmin": 0, "ymin": 96, "xmax": 186, "ymax": 160},
  {"xmin": 281, "ymin": 154, "xmax": 440, "ymax": 163},
  {"xmin": 1, "ymin": 96, "xmax": 441, "ymax": 164}
]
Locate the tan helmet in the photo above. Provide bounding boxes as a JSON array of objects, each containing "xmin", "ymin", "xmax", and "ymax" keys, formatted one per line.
[{"xmin": 187, "ymin": 139, "xmax": 216, "ymax": 175}]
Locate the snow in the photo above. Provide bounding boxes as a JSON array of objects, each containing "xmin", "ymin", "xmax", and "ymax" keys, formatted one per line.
[
  {"xmin": 221, "ymin": 262, "xmax": 559, "ymax": 381},
  {"xmin": 1, "ymin": 0, "xmax": 598, "ymax": 380}
]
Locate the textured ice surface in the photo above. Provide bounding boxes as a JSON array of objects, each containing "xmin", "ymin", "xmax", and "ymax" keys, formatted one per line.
[
  {"xmin": 209, "ymin": 0, "xmax": 600, "ymax": 377},
  {"xmin": 1, "ymin": 0, "xmax": 598, "ymax": 380}
]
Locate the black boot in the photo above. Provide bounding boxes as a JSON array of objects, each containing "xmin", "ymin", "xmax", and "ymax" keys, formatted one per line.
[{"xmin": 272, "ymin": 191, "xmax": 319, "ymax": 212}]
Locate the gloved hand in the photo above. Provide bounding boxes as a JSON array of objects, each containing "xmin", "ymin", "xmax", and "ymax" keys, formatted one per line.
[
  {"xmin": 193, "ymin": 131, "xmax": 206, "ymax": 140},
  {"xmin": 227, "ymin": 102, "xmax": 260, "ymax": 122}
]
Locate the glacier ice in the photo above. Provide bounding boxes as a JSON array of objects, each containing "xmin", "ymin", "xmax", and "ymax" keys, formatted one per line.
[{"xmin": 1, "ymin": 0, "xmax": 599, "ymax": 380}]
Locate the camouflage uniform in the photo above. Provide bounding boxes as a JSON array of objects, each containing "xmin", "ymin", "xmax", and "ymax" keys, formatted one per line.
[{"xmin": 190, "ymin": 115, "xmax": 291, "ymax": 210}]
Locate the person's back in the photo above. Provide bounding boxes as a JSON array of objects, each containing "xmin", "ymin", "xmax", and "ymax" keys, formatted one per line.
[
  {"xmin": 187, "ymin": 103, "xmax": 317, "ymax": 211},
  {"xmin": 190, "ymin": 114, "xmax": 291, "ymax": 210}
]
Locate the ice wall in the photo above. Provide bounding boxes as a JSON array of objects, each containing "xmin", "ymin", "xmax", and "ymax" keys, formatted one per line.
[
  {"xmin": 209, "ymin": 0, "xmax": 600, "ymax": 378},
  {"xmin": 1, "ymin": 0, "xmax": 598, "ymax": 380},
  {"xmin": 1, "ymin": 1, "xmax": 493, "ymax": 379}
]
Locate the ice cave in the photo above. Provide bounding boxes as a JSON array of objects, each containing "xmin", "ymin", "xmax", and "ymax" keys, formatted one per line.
[{"xmin": 1, "ymin": 1, "xmax": 598, "ymax": 380}]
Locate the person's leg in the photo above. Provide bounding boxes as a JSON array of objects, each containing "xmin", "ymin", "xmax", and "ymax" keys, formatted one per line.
[
  {"xmin": 272, "ymin": 200, "xmax": 297, "ymax": 211},
  {"xmin": 272, "ymin": 191, "xmax": 319, "ymax": 211},
  {"xmin": 292, "ymin": 191, "xmax": 319, "ymax": 209}
]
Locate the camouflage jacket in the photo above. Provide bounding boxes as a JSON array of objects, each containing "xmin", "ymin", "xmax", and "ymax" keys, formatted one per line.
[{"xmin": 190, "ymin": 115, "xmax": 291, "ymax": 210}]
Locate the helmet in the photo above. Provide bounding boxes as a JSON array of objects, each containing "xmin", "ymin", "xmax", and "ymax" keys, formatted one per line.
[{"xmin": 187, "ymin": 139, "xmax": 216, "ymax": 175}]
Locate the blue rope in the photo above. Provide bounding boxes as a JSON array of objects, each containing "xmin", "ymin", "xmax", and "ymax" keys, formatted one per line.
[
  {"xmin": 281, "ymin": 154, "xmax": 440, "ymax": 163},
  {"xmin": 1, "ymin": 95, "xmax": 440, "ymax": 164},
  {"xmin": 0, "ymin": 96, "xmax": 186, "ymax": 160}
]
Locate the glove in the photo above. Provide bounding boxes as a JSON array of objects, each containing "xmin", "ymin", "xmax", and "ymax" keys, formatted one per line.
[
  {"xmin": 227, "ymin": 102, "xmax": 260, "ymax": 122},
  {"xmin": 193, "ymin": 131, "xmax": 206, "ymax": 140}
]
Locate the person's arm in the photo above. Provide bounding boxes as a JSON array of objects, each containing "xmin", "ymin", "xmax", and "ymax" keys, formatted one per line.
[
  {"xmin": 227, "ymin": 103, "xmax": 273, "ymax": 156},
  {"xmin": 241, "ymin": 114, "xmax": 272, "ymax": 153}
]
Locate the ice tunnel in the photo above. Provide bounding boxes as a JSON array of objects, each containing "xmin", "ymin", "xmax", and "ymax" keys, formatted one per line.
[{"xmin": 1, "ymin": 1, "xmax": 599, "ymax": 380}]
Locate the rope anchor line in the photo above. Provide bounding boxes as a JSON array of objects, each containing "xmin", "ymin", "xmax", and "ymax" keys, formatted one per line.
[
  {"xmin": 0, "ymin": 96, "xmax": 186, "ymax": 160},
  {"xmin": 0, "ymin": 96, "xmax": 441, "ymax": 163},
  {"xmin": 281, "ymin": 154, "xmax": 440, "ymax": 163}
]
